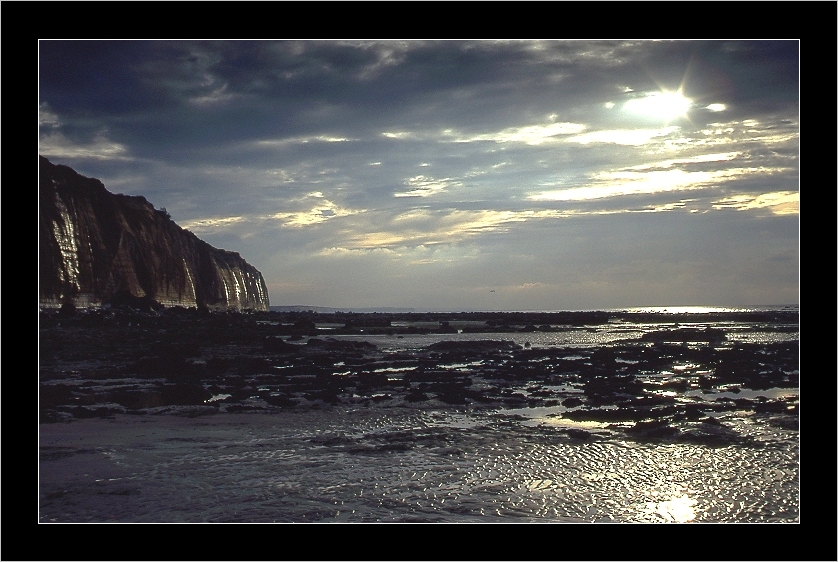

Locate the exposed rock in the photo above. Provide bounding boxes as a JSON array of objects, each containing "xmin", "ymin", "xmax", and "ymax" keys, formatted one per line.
[
  {"xmin": 625, "ymin": 419, "xmax": 680, "ymax": 438},
  {"xmin": 264, "ymin": 336, "xmax": 301, "ymax": 354},
  {"xmin": 39, "ymin": 156, "xmax": 269, "ymax": 311},
  {"xmin": 38, "ymin": 308, "xmax": 798, "ymax": 441},
  {"xmin": 564, "ymin": 428, "xmax": 595, "ymax": 440},
  {"xmin": 640, "ymin": 327, "xmax": 726, "ymax": 343},
  {"xmin": 562, "ymin": 396, "xmax": 584, "ymax": 408},
  {"xmin": 405, "ymin": 389, "xmax": 430, "ymax": 402}
]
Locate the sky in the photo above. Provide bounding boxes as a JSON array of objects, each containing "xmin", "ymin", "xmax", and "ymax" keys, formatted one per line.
[{"xmin": 39, "ymin": 40, "xmax": 799, "ymax": 312}]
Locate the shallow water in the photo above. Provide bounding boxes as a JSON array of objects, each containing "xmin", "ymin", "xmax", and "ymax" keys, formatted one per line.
[
  {"xmin": 39, "ymin": 406, "xmax": 798, "ymax": 523},
  {"xmin": 327, "ymin": 323, "xmax": 797, "ymax": 353}
]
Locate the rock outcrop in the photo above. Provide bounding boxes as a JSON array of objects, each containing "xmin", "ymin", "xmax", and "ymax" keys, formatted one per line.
[{"xmin": 39, "ymin": 156, "xmax": 269, "ymax": 311}]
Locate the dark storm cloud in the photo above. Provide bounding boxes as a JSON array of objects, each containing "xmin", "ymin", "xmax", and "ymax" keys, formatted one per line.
[
  {"xmin": 39, "ymin": 41, "xmax": 156, "ymax": 114},
  {"xmin": 40, "ymin": 39, "xmax": 797, "ymax": 156}
]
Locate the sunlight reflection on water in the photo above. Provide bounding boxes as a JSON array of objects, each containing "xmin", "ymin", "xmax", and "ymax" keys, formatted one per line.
[
  {"xmin": 39, "ymin": 408, "xmax": 798, "ymax": 523},
  {"xmin": 649, "ymin": 493, "xmax": 697, "ymax": 522},
  {"xmin": 332, "ymin": 323, "xmax": 796, "ymax": 352}
]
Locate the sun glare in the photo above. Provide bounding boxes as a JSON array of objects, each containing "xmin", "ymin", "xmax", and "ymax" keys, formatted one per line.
[{"xmin": 624, "ymin": 90, "xmax": 692, "ymax": 122}]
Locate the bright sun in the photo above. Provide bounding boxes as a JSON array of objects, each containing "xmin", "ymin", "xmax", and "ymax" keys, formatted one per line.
[{"xmin": 624, "ymin": 90, "xmax": 692, "ymax": 122}]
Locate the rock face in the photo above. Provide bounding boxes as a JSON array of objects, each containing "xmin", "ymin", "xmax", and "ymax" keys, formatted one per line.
[{"xmin": 39, "ymin": 156, "xmax": 269, "ymax": 311}]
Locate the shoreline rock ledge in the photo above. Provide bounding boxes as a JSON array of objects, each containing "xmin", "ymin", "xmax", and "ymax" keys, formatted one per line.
[{"xmin": 39, "ymin": 156, "xmax": 269, "ymax": 312}]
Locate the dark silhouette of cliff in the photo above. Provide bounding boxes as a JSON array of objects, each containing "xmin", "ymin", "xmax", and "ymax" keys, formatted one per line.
[{"xmin": 39, "ymin": 156, "xmax": 269, "ymax": 311}]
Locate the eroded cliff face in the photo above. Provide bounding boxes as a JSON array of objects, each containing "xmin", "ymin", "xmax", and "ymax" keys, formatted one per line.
[{"xmin": 39, "ymin": 156, "xmax": 269, "ymax": 311}]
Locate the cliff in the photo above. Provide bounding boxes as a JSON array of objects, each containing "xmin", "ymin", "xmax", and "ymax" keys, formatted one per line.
[{"xmin": 39, "ymin": 156, "xmax": 270, "ymax": 311}]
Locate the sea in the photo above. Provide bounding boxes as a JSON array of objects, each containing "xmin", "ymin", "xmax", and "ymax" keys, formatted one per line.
[{"xmin": 38, "ymin": 305, "xmax": 799, "ymax": 524}]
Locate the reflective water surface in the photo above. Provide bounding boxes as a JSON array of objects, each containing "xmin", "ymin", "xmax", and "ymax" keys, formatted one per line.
[{"xmin": 39, "ymin": 406, "xmax": 799, "ymax": 523}]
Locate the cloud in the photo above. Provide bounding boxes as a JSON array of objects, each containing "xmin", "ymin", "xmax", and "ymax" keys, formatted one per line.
[
  {"xmin": 394, "ymin": 175, "xmax": 461, "ymax": 197},
  {"xmin": 39, "ymin": 102, "xmax": 133, "ymax": 162},
  {"xmin": 337, "ymin": 40, "xmax": 415, "ymax": 79},
  {"xmin": 625, "ymin": 152, "xmax": 740, "ymax": 170},
  {"xmin": 180, "ymin": 215, "xmax": 246, "ymax": 232},
  {"xmin": 566, "ymin": 126, "xmax": 681, "ymax": 146},
  {"xmin": 135, "ymin": 43, "xmax": 236, "ymax": 107},
  {"xmin": 445, "ymin": 121, "xmax": 587, "ymax": 145},
  {"xmin": 40, "ymin": 129, "xmax": 132, "ymax": 162},
  {"xmin": 697, "ymin": 118, "xmax": 799, "ymax": 149},
  {"xmin": 382, "ymin": 131, "xmax": 415, "ymax": 140},
  {"xmin": 712, "ymin": 191, "xmax": 798, "ymax": 215},
  {"xmin": 316, "ymin": 246, "xmax": 401, "ymax": 258},
  {"xmin": 329, "ymin": 208, "xmax": 575, "ymax": 251},
  {"xmin": 188, "ymin": 82, "xmax": 239, "ymax": 106},
  {"xmin": 268, "ymin": 195, "xmax": 363, "ymax": 227},
  {"xmin": 39, "ymin": 102, "xmax": 61, "ymax": 127},
  {"xmin": 254, "ymin": 135, "xmax": 356, "ymax": 149},
  {"xmin": 528, "ymin": 163, "xmax": 796, "ymax": 213},
  {"xmin": 382, "ymin": 121, "xmax": 587, "ymax": 146}
]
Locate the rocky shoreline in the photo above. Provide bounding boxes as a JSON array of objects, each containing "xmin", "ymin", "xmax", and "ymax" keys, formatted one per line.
[{"xmin": 39, "ymin": 306, "xmax": 799, "ymax": 447}]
